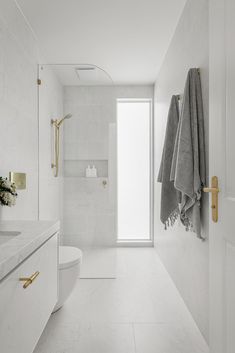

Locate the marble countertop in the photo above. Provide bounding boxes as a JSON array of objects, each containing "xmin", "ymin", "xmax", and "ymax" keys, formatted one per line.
[{"xmin": 0, "ymin": 220, "xmax": 60, "ymax": 281}]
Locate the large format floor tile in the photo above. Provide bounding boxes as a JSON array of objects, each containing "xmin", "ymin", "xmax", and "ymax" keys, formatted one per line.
[
  {"xmin": 80, "ymin": 248, "xmax": 117, "ymax": 278},
  {"xmin": 35, "ymin": 323, "xmax": 135, "ymax": 353},
  {"xmin": 34, "ymin": 248, "xmax": 208, "ymax": 353},
  {"xmin": 134, "ymin": 323, "xmax": 208, "ymax": 353}
]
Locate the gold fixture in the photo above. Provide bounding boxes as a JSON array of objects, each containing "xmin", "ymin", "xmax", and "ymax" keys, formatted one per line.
[
  {"xmin": 19, "ymin": 271, "xmax": 40, "ymax": 289},
  {"xmin": 102, "ymin": 180, "xmax": 107, "ymax": 188},
  {"xmin": 51, "ymin": 119, "xmax": 60, "ymax": 177},
  {"xmin": 9, "ymin": 172, "xmax": 26, "ymax": 189},
  {"xmin": 51, "ymin": 114, "xmax": 72, "ymax": 177},
  {"xmin": 203, "ymin": 176, "xmax": 219, "ymax": 222},
  {"xmin": 37, "ymin": 78, "xmax": 42, "ymax": 85}
]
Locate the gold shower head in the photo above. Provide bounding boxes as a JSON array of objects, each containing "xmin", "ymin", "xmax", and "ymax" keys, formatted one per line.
[{"xmin": 57, "ymin": 113, "xmax": 73, "ymax": 127}]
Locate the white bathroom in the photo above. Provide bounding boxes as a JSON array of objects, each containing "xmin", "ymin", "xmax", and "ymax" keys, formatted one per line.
[{"xmin": 0, "ymin": 0, "xmax": 234, "ymax": 352}]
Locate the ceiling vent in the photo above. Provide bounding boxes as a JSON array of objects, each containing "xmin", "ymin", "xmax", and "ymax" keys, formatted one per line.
[
  {"xmin": 75, "ymin": 65, "xmax": 112, "ymax": 85},
  {"xmin": 76, "ymin": 66, "xmax": 95, "ymax": 71},
  {"xmin": 49, "ymin": 64, "xmax": 113, "ymax": 86}
]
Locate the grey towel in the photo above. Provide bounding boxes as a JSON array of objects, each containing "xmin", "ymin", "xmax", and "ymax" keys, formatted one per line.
[
  {"xmin": 158, "ymin": 95, "xmax": 180, "ymax": 228},
  {"xmin": 170, "ymin": 68, "xmax": 206, "ymax": 239}
]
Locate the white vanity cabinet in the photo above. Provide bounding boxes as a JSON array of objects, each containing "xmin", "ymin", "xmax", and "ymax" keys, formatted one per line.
[{"xmin": 0, "ymin": 233, "xmax": 58, "ymax": 353}]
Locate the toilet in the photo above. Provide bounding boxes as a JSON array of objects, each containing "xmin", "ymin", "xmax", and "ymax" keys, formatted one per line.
[{"xmin": 53, "ymin": 246, "xmax": 83, "ymax": 313}]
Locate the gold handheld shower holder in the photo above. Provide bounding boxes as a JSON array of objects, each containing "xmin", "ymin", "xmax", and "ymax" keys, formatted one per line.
[
  {"xmin": 51, "ymin": 114, "xmax": 72, "ymax": 177},
  {"xmin": 51, "ymin": 119, "xmax": 60, "ymax": 177}
]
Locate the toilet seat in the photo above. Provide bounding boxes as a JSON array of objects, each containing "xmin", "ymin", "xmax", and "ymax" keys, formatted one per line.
[{"xmin": 59, "ymin": 246, "xmax": 82, "ymax": 270}]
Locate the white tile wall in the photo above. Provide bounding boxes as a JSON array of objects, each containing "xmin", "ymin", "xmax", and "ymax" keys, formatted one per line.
[
  {"xmin": 154, "ymin": 0, "xmax": 209, "ymax": 342},
  {"xmin": 63, "ymin": 85, "xmax": 153, "ymax": 248},
  {"xmin": 63, "ymin": 86, "xmax": 116, "ymax": 248},
  {"xmin": 0, "ymin": 0, "xmax": 38, "ymax": 220},
  {"xmin": 0, "ymin": 1, "xmax": 64, "ymax": 224},
  {"xmin": 63, "ymin": 176, "xmax": 115, "ymax": 248}
]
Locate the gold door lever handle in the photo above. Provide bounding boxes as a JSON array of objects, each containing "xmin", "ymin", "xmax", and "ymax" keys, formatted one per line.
[
  {"xmin": 19, "ymin": 271, "xmax": 40, "ymax": 289},
  {"xmin": 203, "ymin": 176, "xmax": 219, "ymax": 222}
]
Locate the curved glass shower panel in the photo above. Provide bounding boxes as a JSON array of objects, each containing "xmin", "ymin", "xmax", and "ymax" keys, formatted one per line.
[{"xmin": 40, "ymin": 64, "xmax": 117, "ymax": 278}]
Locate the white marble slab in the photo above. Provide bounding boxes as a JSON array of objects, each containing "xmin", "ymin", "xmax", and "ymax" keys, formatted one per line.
[{"xmin": 0, "ymin": 220, "xmax": 60, "ymax": 281}]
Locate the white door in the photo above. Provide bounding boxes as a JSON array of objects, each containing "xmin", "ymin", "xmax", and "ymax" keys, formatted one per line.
[{"xmin": 209, "ymin": 0, "xmax": 235, "ymax": 352}]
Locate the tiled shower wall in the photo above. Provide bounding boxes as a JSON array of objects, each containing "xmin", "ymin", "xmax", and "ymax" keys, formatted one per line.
[
  {"xmin": 62, "ymin": 85, "xmax": 153, "ymax": 248},
  {"xmin": 63, "ymin": 86, "xmax": 116, "ymax": 248}
]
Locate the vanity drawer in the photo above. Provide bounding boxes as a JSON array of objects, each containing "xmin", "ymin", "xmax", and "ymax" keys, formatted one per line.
[{"xmin": 0, "ymin": 233, "xmax": 58, "ymax": 353}]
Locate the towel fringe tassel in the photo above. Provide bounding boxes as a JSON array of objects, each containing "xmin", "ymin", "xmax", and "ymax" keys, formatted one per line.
[{"xmin": 164, "ymin": 209, "xmax": 180, "ymax": 230}]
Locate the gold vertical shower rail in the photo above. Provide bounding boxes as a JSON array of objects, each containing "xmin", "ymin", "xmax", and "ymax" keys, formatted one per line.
[
  {"xmin": 51, "ymin": 119, "xmax": 60, "ymax": 177},
  {"xmin": 51, "ymin": 114, "xmax": 72, "ymax": 177}
]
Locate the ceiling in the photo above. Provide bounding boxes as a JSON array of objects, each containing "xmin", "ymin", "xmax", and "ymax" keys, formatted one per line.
[{"xmin": 17, "ymin": 0, "xmax": 187, "ymax": 85}]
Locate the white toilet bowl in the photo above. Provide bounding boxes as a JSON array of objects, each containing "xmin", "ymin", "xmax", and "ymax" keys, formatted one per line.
[{"xmin": 53, "ymin": 246, "xmax": 82, "ymax": 313}]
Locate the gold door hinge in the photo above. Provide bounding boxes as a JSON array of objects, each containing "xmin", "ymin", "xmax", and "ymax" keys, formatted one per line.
[
  {"xmin": 37, "ymin": 78, "xmax": 42, "ymax": 85},
  {"xmin": 203, "ymin": 176, "xmax": 219, "ymax": 222}
]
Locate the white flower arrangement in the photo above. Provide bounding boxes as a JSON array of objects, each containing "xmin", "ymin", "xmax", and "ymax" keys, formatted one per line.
[{"xmin": 0, "ymin": 177, "xmax": 18, "ymax": 207}]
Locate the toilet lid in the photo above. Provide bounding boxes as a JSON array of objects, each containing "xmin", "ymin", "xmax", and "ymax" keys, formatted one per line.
[{"xmin": 59, "ymin": 246, "xmax": 83, "ymax": 270}]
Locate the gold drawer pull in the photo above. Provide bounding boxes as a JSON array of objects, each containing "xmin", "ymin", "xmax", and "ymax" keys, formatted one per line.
[{"xmin": 19, "ymin": 271, "xmax": 40, "ymax": 289}]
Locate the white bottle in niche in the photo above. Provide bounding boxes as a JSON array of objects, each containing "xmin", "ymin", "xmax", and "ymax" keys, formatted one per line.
[
  {"xmin": 86, "ymin": 165, "xmax": 92, "ymax": 177},
  {"xmin": 91, "ymin": 165, "xmax": 97, "ymax": 177}
]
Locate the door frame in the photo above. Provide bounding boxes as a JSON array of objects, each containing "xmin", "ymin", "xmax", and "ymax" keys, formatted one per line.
[{"xmin": 209, "ymin": 0, "xmax": 235, "ymax": 351}]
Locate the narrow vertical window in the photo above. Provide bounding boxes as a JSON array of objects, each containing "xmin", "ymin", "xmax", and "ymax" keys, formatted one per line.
[{"xmin": 117, "ymin": 99, "xmax": 151, "ymax": 241}]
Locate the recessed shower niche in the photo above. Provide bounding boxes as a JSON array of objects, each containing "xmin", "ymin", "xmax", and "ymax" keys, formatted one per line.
[
  {"xmin": 64, "ymin": 160, "xmax": 108, "ymax": 178},
  {"xmin": 38, "ymin": 64, "xmax": 117, "ymax": 278}
]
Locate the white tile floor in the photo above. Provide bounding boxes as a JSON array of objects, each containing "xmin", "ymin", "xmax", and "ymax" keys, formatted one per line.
[
  {"xmin": 34, "ymin": 248, "xmax": 209, "ymax": 353},
  {"xmin": 80, "ymin": 248, "xmax": 117, "ymax": 278}
]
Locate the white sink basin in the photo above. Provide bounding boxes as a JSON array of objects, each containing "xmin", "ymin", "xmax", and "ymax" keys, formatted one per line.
[{"xmin": 0, "ymin": 231, "xmax": 21, "ymax": 245}]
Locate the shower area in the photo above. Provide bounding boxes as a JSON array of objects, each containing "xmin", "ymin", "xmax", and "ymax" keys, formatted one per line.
[
  {"xmin": 39, "ymin": 64, "xmax": 117, "ymax": 278},
  {"xmin": 38, "ymin": 63, "xmax": 154, "ymax": 278}
]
